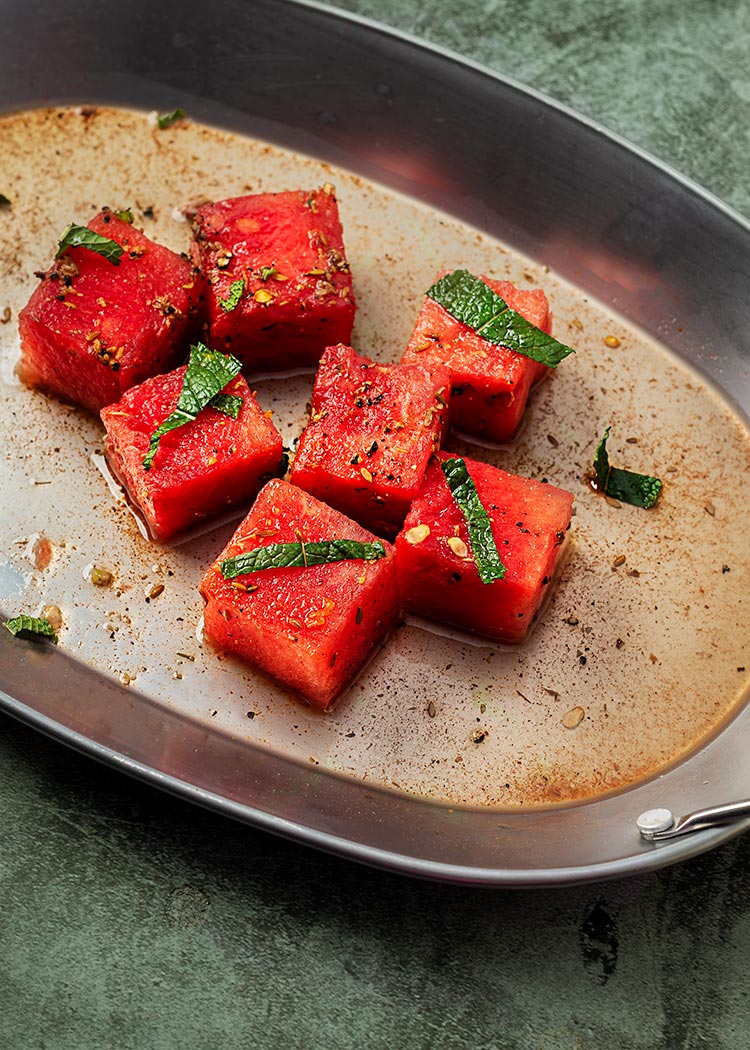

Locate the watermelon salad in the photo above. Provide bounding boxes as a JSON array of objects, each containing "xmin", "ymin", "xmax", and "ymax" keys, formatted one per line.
[{"xmin": 15, "ymin": 184, "xmax": 587, "ymax": 710}]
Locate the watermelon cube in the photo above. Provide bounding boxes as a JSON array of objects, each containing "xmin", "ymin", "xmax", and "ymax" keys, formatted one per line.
[
  {"xmin": 18, "ymin": 209, "xmax": 204, "ymax": 413},
  {"xmin": 395, "ymin": 452, "xmax": 573, "ymax": 643},
  {"xmin": 192, "ymin": 186, "xmax": 355, "ymax": 374},
  {"xmin": 200, "ymin": 479, "xmax": 400, "ymax": 710},
  {"xmin": 401, "ymin": 274, "xmax": 551, "ymax": 444},
  {"xmin": 289, "ymin": 343, "xmax": 451, "ymax": 538},
  {"xmin": 101, "ymin": 365, "xmax": 284, "ymax": 543}
]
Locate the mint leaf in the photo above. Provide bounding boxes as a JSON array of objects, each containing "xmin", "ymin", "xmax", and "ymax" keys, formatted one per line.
[
  {"xmin": 221, "ymin": 539, "xmax": 387, "ymax": 578},
  {"xmin": 157, "ymin": 108, "xmax": 186, "ymax": 129},
  {"xmin": 56, "ymin": 223, "xmax": 124, "ymax": 265},
  {"xmin": 209, "ymin": 393, "xmax": 242, "ymax": 419},
  {"xmin": 4, "ymin": 615, "xmax": 58, "ymax": 642},
  {"xmin": 115, "ymin": 208, "xmax": 134, "ymax": 224},
  {"xmin": 593, "ymin": 427, "xmax": 663, "ymax": 509},
  {"xmin": 219, "ymin": 278, "xmax": 245, "ymax": 313},
  {"xmin": 259, "ymin": 265, "xmax": 277, "ymax": 281},
  {"xmin": 143, "ymin": 343, "xmax": 242, "ymax": 470},
  {"xmin": 440, "ymin": 457, "xmax": 507, "ymax": 584},
  {"xmin": 427, "ymin": 269, "xmax": 574, "ymax": 368}
]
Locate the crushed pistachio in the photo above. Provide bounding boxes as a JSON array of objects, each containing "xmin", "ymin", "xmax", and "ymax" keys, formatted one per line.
[
  {"xmin": 447, "ymin": 536, "xmax": 469, "ymax": 559},
  {"xmin": 90, "ymin": 566, "xmax": 114, "ymax": 587}
]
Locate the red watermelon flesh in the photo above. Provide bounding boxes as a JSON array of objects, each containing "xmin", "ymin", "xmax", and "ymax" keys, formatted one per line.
[
  {"xmin": 395, "ymin": 452, "xmax": 573, "ymax": 643},
  {"xmin": 101, "ymin": 366, "xmax": 284, "ymax": 543},
  {"xmin": 192, "ymin": 186, "xmax": 355, "ymax": 375},
  {"xmin": 18, "ymin": 210, "xmax": 204, "ymax": 413},
  {"xmin": 200, "ymin": 479, "xmax": 400, "ymax": 710},
  {"xmin": 401, "ymin": 274, "xmax": 550, "ymax": 444},
  {"xmin": 290, "ymin": 343, "xmax": 451, "ymax": 538}
]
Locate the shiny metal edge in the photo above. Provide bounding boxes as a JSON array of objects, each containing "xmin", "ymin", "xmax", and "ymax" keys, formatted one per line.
[{"xmin": 4, "ymin": 688, "xmax": 749, "ymax": 888}]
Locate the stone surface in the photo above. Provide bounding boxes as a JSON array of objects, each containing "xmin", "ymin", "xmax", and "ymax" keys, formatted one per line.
[
  {"xmin": 2, "ymin": 2, "xmax": 749, "ymax": 1048},
  {"xmin": 327, "ymin": 0, "xmax": 750, "ymax": 219},
  {"xmin": 2, "ymin": 713, "xmax": 750, "ymax": 1049}
]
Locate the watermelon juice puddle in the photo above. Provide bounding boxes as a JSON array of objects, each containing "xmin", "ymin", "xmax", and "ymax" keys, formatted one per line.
[
  {"xmin": 1, "ymin": 105, "xmax": 749, "ymax": 811},
  {"xmin": 90, "ymin": 451, "xmax": 258, "ymax": 549}
]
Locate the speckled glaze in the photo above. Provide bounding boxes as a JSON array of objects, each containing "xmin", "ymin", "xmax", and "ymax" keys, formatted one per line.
[{"xmin": 1, "ymin": 107, "xmax": 748, "ymax": 810}]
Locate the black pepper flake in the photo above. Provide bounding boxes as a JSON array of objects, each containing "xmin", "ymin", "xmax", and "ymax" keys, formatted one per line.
[
  {"xmin": 367, "ymin": 441, "xmax": 378, "ymax": 457},
  {"xmin": 246, "ymin": 711, "xmax": 256, "ymax": 719},
  {"xmin": 579, "ymin": 655, "xmax": 587, "ymax": 665},
  {"xmin": 616, "ymin": 638, "xmax": 624, "ymax": 649},
  {"xmin": 722, "ymin": 564, "xmax": 731, "ymax": 573}
]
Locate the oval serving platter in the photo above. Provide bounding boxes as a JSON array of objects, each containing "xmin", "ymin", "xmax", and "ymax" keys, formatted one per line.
[{"xmin": 0, "ymin": 0, "xmax": 748, "ymax": 885}]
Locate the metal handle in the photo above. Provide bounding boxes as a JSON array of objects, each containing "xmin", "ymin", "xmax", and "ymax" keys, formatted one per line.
[{"xmin": 636, "ymin": 799, "xmax": 750, "ymax": 842}]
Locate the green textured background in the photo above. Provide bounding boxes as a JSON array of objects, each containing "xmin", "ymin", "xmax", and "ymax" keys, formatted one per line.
[{"xmin": 2, "ymin": 2, "xmax": 749, "ymax": 1048}]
